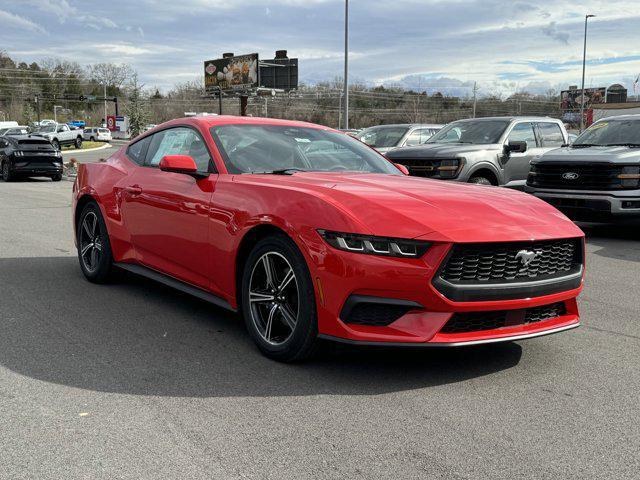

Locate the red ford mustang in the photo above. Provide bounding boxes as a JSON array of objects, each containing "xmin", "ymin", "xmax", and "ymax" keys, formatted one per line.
[{"xmin": 72, "ymin": 116, "xmax": 584, "ymax": 361}]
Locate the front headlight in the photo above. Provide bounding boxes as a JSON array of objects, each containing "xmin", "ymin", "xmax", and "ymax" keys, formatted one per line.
[
  {"xmin": 437, "ymin": 158, "xmax": 463, "ymax": 178},
  {"xmin": 318, "ymin": 230, "xmax": 431, "ymax": 258},
  {"xmin": 14, "ymin": 151, "xmax": 24, "ymax": 157},
  {"xmin": 54, "ymin": 150, "xmax": 62, "ymax": 157}
]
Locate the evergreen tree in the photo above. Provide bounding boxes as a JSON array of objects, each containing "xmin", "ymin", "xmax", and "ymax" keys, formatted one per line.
[{"xmin": 125, "ymin": 74, "xmax": 150, "ymax": 138}]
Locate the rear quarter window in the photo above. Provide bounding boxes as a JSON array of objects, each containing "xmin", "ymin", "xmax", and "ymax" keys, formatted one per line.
[{"xmin": 126, "ymin": 136, "xmax": 152, "ymax": 165}]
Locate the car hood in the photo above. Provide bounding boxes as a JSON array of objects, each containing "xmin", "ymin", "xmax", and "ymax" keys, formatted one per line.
[
  {"xmin": 241, "ymin": 173, "xmax": 581, "ymax": 243},
  {"xmin": 537, "ymin": 145, "xmax": 640, "ymax": 163},
  {"xmin": 386, "ymin": 143, "xmax": 501, "ymax": 159}
]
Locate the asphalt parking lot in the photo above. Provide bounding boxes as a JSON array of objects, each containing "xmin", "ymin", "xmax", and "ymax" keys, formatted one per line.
[{"xmin": 1, "ymin": 179, "xmax": 639, "ymax": 479}]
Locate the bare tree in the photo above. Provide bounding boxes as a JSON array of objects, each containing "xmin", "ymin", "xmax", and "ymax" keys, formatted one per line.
[{"xmin": 87, "ymin": 63, "xmax": 135, "ymax": 89}]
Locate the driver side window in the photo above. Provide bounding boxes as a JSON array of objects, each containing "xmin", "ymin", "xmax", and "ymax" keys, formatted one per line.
[
  {"xmin": 145, "ymin": 127, "xmax": 212, "ymax": 171},
  {"xmin": 507, "ymin": 123, "xmax": 537, "ymax": 149}
]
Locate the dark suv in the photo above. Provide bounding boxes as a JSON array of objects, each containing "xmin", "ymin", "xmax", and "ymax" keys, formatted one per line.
[
  {"xmin": 526, "ymin": 115, "xmax": 640, "ymax": 223},
  {"xmin": 0, "ymin": 135, "xmax": 63, "ymax": 182}
]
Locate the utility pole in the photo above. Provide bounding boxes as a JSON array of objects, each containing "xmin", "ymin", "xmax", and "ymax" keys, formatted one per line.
[
  {"xmin": 580, "ymin": 14, "xmax": 595, "ymax": 132},
  {"xmin": 103, "ymin": 82, "xmax": 108, "ymax": 125},
  {"xmin": 35, "ymin": 95, "xmax": 40, "ymax": 124},
  {"xmin": 472, "ymin": 81, "xmax": 478, "ymax": 118},
  {"xmin": 53, "ymin": 105, "xmax": 62, "ymax": 123},
  {"xmin": 343, "ymin": 0, "xmax": 349, "ymax": 129}
]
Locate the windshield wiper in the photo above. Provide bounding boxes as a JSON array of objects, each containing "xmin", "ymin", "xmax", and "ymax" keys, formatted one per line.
[
  {"xmin": 602, "ymin": 143, "xmax": 640, "ymax": 148},
  {"xmin": 254, "ymin": 168, "xmax": 309, "ymax": 175},
  {"xmin": 571, "ymin": 143, "xmax": 599, "ymax": 148}
]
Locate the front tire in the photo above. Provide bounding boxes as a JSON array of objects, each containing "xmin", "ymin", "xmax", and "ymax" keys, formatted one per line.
[
  {"xmin": 2, "ymin": 161, "xmax": 13, "ymax": 182},
  {"xmin": 241, "ymin": 234, "xmax": 318, "ymax": 362},
  {"xmin": 469, "ymin": 175, "xmax": 493, "ymax": 186},
  {"xmin": 51, "ymin": 174, "xmax": 62, "ymax": 182},
  {"xmin": 77, "ymin": 202, "xmax": 114, "ymax": 283}
]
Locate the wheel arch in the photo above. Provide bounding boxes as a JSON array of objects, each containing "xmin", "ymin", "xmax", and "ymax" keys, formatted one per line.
[
  {"xmin": 467, "ymin": 164, "xmax": 500, "ymax": 185},
  {"xmin": 234, "ymin": 223, "xmax": 295, "ymax": 310},
  {"xmin": 74, "ymin": 193, "xmax": 98, "ymax": 232}
]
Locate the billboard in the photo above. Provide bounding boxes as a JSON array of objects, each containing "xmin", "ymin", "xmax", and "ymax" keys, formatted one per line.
[
  {"xmin": 560, "ymin": 87, "xmax": 606, "ymax": 123},
  {"xmin": 204, "ymin": 53, "xmax": 259, "ymax": 93}
]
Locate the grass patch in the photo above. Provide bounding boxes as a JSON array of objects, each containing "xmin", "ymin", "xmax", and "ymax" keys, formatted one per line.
[{"xmin": 61, "ymin": 141, "xmax": 105, "ymax": 151}]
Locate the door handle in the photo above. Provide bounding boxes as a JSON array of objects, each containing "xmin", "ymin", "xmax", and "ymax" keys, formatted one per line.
[{"xmin": 124, "ymin": 185, "xmax": 142, "ymax": 195}]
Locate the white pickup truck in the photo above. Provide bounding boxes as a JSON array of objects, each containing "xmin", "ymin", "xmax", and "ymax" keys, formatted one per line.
[{"xmin": 37, "ymin": 123, "xmax": 83, "ymax": 150}]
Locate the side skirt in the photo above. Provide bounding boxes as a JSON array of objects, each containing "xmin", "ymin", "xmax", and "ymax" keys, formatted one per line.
[{"xmin": 114, "ymin": 262, "xmax": 236, "ymax": 313}]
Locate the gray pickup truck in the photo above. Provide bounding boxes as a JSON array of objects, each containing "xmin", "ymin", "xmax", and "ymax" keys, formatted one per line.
[
  {"xmin": 386, "ymin": 116, "xmax": 568, "ymax": 188},
  {"xmin": 526, "ymin": 114, "xmax": 640, "ymax": 223}
]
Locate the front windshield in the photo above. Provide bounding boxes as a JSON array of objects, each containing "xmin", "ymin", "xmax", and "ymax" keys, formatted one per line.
[
  {"xmin": 573, "ymin": 118, "xmax": 640, "ymax": 146},
  {"xmin": 426, "ymin": 120, "xmax": 510, "ymax": 144},
  {"xmin": 210, "ymin": 124, "xmax": 401, "ymax": 175},
  {"xmin": 356, "ymin": 125, "xmax": 410, "ymax": 148}
]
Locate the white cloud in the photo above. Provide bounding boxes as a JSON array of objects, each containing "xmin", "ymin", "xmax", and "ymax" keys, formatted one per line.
[{"xmin": 0, "ymin": 9, "xmax": 47, "ymax": 33}]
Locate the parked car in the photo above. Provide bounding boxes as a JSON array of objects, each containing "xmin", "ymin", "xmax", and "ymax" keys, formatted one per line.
[
  {"xmin": 67, "ymin": 120, "xmax": 86, "ymax": 129},
  {"xmin": 35, "ymin": 123, "xmax": 83, "ymax": 150},
  {"xmin": 356, "ymin": 124, "xmax": 443, "ymax": 154},
  {"xmin": 386, "ymin": 116, "xmax": 569, "ymax": 188},
  {"xmin": 526, "ymin": 114, "xmax": 640, "ymax": 223},
  {"xmin": 84, "ymin": 127, "xmax": 112, "ymax": 142},
  {"xmin": 0, "ymin": 135, "xmax": 64, "ymax": 182},
  {"xmin": 0, "ymin": 125, "xmax": 29, "ymax": 137},
  {"xmin": 0, "ymin": 121, "xmax": 19, "ymax": 129},
  {"xmin": 72, "ymin": 116, "xmax": 584, "ymax": 362}
]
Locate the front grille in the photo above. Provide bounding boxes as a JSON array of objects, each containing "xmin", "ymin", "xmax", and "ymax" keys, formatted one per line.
[
  {"xmin": 528, "ymin": 162, "xmax": 639, "ymax": 190},
  {"xmin": 344, "ymin": 302, "xmax": 415, "ymax": 326},
  {"xmin": 440, "ymin": 302, "xmax": 566, "ymax": 334},
  {"xmin": 392, "ymin": 158, "xmax": 453, "ymax": 178},
  {"xmin": 439, "ymin": 238, "xmax": 582, "ymax": 284}
]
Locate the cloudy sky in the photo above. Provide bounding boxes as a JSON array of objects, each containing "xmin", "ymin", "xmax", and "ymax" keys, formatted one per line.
[{"xmin": 1, "ymin": 0, "xmax": 639, "ymax": 96}]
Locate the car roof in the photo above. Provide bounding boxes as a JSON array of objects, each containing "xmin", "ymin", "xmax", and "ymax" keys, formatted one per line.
[
  {"xmin": 162, "ymin": 115, "xmax": 330, "ymax": 130},
  {"xmin": 453, "ymin": 116, "xmax": 562, "ymax": 123},
  {"xmin": 596, "ymin": 114, "xmax": 640, "ymax": 122}
]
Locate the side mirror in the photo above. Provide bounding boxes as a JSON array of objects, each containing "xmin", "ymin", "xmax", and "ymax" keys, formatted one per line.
[
  {"xmin": 394, "ymin": 163, "xmax": 410, "ymax": 175},
  {"xmin": 505, "ymin": 140, "xmax": 527, "ymax": 154},
  {"xmin": 159, "ymin": 155, "xmax": 208, "ymax": 179}
]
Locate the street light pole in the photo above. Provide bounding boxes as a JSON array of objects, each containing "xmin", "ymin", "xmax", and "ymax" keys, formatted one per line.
[
  {"xmin": 579, "ymin": 14, "xmax": 595, "ymax": 132},
  {"xmin": 343, "ymin": 0, "xmax": 349, "ymax": 130}
]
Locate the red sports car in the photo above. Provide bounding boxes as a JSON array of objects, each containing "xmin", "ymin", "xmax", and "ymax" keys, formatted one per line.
[{"xmin": 73, "ymin": 116, "xmax": 584, "ymax": 361}]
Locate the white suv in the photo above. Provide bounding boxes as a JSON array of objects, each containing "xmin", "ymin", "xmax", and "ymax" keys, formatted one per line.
[{"xmin": 83, "ymin": 127, "xmax": 112, "ymax": 142}]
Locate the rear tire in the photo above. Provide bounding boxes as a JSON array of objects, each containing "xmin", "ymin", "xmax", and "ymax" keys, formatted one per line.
[
  {"xmin": 241, "ymin": 234, "xmax": 318, "ymax": 362},
  {"xmin": 90, "ymin": 136, "xmax": 95, "ymax": 142},
  {"xmin": 1, "ymin": 161, "xmax": 13, "ymax": 182},
  {"xmin": 469, "ymin": 176, "xmax": 493, "ymax": 186},
  {"xmin": 75, "ymin": 137, "xmax": 83, "ymax": 149},
  {"xmin": 77, "ymin": 202, "xmax": 115, "ymax": 283}
]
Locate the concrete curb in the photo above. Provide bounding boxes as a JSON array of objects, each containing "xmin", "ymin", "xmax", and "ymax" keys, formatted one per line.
[{"xmin": 61, "ymin": 143, "xmax": 112, "ymax": 155}]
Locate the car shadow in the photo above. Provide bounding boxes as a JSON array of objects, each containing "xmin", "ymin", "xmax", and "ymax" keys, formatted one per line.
[
  {"xmin": 582, "ymin": 224, "xmax": 640, "ymax": 263},
  {"xmin": 0, "ymin": 256, "xmax": 523, "ymax": 398}
]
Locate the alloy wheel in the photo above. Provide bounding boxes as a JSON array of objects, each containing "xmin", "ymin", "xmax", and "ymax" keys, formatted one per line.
[
  {"xmin": 79, "ymin": 211, "xmax": 103, "ymax": 273},
  {"xmin": 248, "ymin": 251, "xmax": 299, "ymax": 346}
]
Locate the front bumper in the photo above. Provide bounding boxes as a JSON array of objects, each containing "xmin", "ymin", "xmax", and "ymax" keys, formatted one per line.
[
  {"xmin": 526, "ymin": 187, "xmax": 640, "ymax": 222},
  {"xmin": 307, "ymin": 235, "xmax": 583, "ymax": 346}
]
